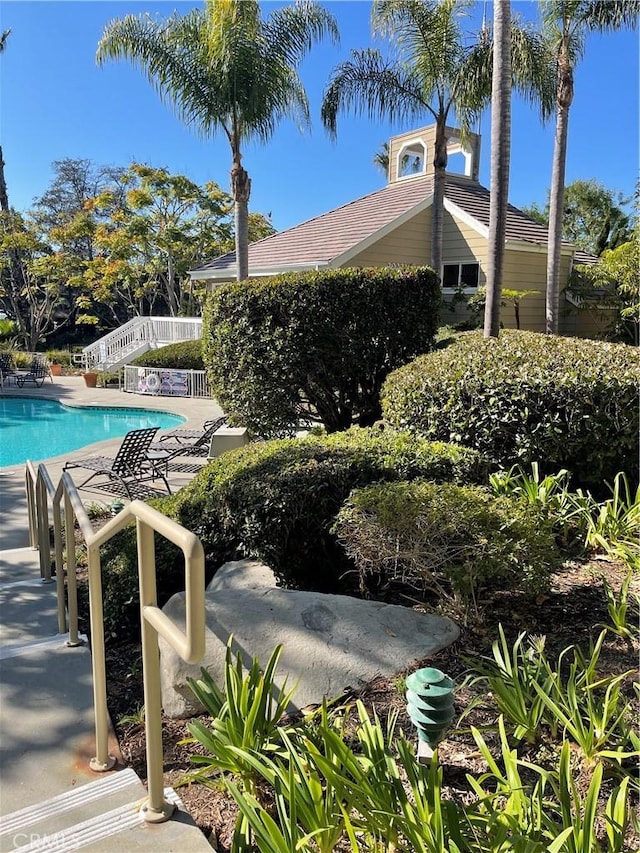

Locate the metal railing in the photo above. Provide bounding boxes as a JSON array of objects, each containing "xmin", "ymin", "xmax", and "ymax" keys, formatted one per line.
[
  {"xmin": 79, "ymin": 317, "xmax": 203, "ymax": 372},
  {"xmin": 25, "ymin": 462, "xmax": 206, "ymax": 822},
  {"xmin": 123, "ymin": 365, "xmax": 211, "ymax": 398}
]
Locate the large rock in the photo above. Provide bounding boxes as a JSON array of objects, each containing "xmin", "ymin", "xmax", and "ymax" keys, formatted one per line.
[{"xmin": 159, "ymin": 560, "xmax": 459, "ymax": 718}]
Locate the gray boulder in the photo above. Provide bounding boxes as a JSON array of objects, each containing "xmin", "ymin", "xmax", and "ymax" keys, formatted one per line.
[{"xmin": 159, "ymin": 560, "xmax": 459, "ymax": 718}]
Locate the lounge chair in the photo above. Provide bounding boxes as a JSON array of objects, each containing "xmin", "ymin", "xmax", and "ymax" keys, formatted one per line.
[
  {"xmin": 0, "ymin": 353, "xmax": 17, "ymax": 386},
  {"xmin": 15, "ymin": 356, "xmax": 53, "ymax": 388},
  {"xmin": 150, "ymin": 416, "xmax": 227, "ymax": 458},
  {"xmin": 63, "ymin": 427, "xmax": 171, "ymax": 499}
]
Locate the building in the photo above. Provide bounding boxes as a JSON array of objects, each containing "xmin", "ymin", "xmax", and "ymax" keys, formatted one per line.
[{"xmin": 190, "ymin": 125, "xmax": 601, "ymax": 337}]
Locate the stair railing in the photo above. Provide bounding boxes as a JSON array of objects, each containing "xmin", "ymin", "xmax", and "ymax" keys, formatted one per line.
[{"xmin": 25, "ymin": 462, "xmax": 206, "ymax": 823}]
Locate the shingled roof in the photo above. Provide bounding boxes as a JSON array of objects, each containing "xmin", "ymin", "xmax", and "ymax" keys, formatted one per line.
[{"xmin": 190, "ymin": 174, "xmax": 572, "ymax": 281}]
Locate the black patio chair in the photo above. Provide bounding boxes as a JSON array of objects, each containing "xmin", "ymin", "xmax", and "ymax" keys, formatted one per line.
[
  {"xmin": 0, "ymin": 353, "xmax": 17, "ymax": 385},
  {"xmin": 15, "ymin": 356, "xmax": 53, "ymax": 388},
  {"xmin": 63, "ymin": 427, "xmax": 171, "ymax": 498},
  {"xmin": 150, "ymin": 415, "xmax": 227, "ymax": 458}
]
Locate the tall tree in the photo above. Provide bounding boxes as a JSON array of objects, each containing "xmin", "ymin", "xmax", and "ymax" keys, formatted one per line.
[
  {"xmin": 97, "ymin": 0, "xmax": 337, "ymax": 281},
  {"xmin": 542, "ymin": 0, "xmax": 638, "ymax": 334},
  {"xmin": 0, "ymin": 29, "xmax": 12, "ymax": 214},
  {"xmin": 322, "ymin": 0, "xmax": 549, "ymax": 280},
  {"xmin": 484, "ymin": 0, "xmax": 512, "ymax": 338}
]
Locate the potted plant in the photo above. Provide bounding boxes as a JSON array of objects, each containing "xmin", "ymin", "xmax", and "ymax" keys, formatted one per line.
[
  {"xmin": 49, "ymin": 361, "xmax": 62, "ymax": 376},
  {"xmin": 82, "ymin": 371, "xmax": 98, "ymax": 388}
]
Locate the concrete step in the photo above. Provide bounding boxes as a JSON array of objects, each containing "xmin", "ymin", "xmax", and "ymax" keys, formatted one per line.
[
  {"xmin": 0, "ymin": 547, "xmax": 41, "ymax": 584},
  {"xmin": 0, "ymin": 767, "xmax": 212, "ymax": 852},
  {"xmin": 0, "ymin": 578, "xmax": 60, "ymax": 644}
]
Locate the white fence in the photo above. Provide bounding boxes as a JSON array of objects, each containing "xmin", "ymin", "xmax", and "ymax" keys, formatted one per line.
[{"xmin": 123, "ymin": 365, "xmax": 210, "ymax": 398}]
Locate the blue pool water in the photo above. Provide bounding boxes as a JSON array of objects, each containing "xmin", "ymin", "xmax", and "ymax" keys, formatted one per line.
[{"xmin": 0, "ymin": 397, "xmax": 185, "ymax": 466}]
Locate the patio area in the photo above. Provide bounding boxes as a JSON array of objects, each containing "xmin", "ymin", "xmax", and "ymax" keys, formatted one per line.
[{"xmin": 0, "ymin": 376, "xmax": 224, "ymax": 551}]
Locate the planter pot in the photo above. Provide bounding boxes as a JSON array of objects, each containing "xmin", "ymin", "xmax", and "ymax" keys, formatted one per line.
[
  {"xmin": 50, "ymin": 363, "xmax": 62, "ymax": 376},
  {"xmin": 83, "ymin": 372, "xmax": 98, "ymax": 388}
]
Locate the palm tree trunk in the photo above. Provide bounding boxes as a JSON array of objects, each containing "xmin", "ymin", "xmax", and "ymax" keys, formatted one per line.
[
  {"xmin": 484, "ymin": 0, "xmax": 511, "ymax": 339},
  {"xmin": 431, "ymin": 120, "xmax": 448, "ymax": 278},
  {"xmin": 231, "ymin": 158, "xmax": 251, "ymax": 282},
  {"xmin": 0, "ymin": 146, "xmax": 9, "ymax": 213},
  {"xmin": 546, "ymin": 43, "xmax": 573, "ymax": 335}
]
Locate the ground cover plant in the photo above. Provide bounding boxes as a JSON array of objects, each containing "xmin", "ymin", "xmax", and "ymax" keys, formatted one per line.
[
  {"xmin": 381, "ymin": 330, "xmax": 639, "ymax": 491},
  {"xmin": 203, "ymin": 266, "xmax": 440, "ymax": 436}
]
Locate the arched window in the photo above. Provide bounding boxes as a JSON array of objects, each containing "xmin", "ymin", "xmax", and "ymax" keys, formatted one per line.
[{"xmin": 397, "ymin": 140, "xmax": 426, "ymax": 178}]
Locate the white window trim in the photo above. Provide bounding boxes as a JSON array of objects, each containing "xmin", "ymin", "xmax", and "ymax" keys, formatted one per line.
[{"xmin": 396, "ymin": 137, "xmax": 427, "ymax": 181}]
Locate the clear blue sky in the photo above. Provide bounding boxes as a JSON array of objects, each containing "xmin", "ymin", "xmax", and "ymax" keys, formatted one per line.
[{"xmin": 1, "ymin": 1, "xmax": 638, "ymax": 232}]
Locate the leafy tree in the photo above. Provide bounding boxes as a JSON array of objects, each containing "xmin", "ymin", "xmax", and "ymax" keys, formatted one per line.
[
  {"xmin": 87, "ymin": 164, "xmax": 233, "ymax": 317},
  {"xmin": 0, "ymin": 211, "xmax": 66, "ymax": 349},
  {"xmin": 542, "ymin": 0, "xmax": 638, "ymax": 335},
  {"xmin": 484, "ymin": 0, "xmax": 512, "ymax": 338},
  {"xmin": 570, "ymin": 240, "xmax": 639, "ymax": 344},
  {"xmin": 524, "ymin": 178, "xmax": 632, "ymax": 256},
  {"xmin": 97, "ymin": 0, "xmax": 337, "ymax": 282}
]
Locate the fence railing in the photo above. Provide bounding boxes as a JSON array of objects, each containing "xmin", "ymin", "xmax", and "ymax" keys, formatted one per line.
[
  {"xmin": 25, "ymin": 462, "xmax": 206, "ymax": 822},
  {"xmin": 80, "ymin": 317, "xmax": 203, "ymax": 372},
  {"xmin": 123, "ymin": 365, "xmax": 211, "ymax": 398}
]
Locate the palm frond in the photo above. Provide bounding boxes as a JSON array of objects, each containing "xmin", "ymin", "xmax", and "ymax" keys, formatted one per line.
[
  {"xmin": 321, "ymin": 49, "xmax": 434, "ymax": 138},
  {"xmin": 264, "ymin": 1, "xmax": 340, "ymax": 67}
]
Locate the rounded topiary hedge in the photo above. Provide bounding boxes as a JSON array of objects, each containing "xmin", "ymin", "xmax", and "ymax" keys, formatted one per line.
[
  {"xmin": 168, "ymin": 427, "xmax": 487, "ymax": 593},
  {"xmin": 131, "ymin": 339, "xmax": 204, "ymax": 370},
  {"xmin": 381, "ymin": 330, "xmax": 639, "ymax": 490},
  {"xmin": 203, "ymin": 266, "xmax": 441, "ymax": 437},
  {"xmin": 90, "ymin": 428, "xmax": 487, "ymax": 641}
]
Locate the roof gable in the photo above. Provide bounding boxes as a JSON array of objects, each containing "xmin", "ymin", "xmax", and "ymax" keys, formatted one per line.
[{"xmin": 191, "ymin": 174, "xmax": 573, "ymax": 280}]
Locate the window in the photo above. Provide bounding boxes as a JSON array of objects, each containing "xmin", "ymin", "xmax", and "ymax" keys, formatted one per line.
[
  {"xmin": 442, "ymin": 262, "xmax": 479, "ymax": 289},
  {"xmin": 397, "ymin": 140, "xmax": 426, "ymax": 178}
]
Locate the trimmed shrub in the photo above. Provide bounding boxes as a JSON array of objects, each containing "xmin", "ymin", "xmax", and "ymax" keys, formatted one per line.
[
  {"xmin": 131, "ymin": 339, "xmax": 204, "ymax": 370},
  {"xmin": 91, "ymin": 429, "xmax": 487, "ymax": 642},
  {"xmin": 333, "ymin": 480, "xmax": 560, "ymax": 605},
  {"xmin": 381, "ymin": 330, "xmax": 639, "ymax": 491},
  {"xmin": 203, "ymin": 266, "xmax": 440, "ymax": 436}
]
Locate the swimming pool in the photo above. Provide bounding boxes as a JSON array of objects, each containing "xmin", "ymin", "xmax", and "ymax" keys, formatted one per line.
[{"xmin": 0, "ymin": 397, "xmax": 186, "ymax": 467}]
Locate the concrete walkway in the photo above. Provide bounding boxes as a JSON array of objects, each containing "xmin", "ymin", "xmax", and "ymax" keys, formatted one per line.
[{"xmin": 0, "ymin": 378, "xmax": 216, "ymax": 850}]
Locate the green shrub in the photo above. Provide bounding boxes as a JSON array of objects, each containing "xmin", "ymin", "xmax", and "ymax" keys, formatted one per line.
[
  {"xmin": 0, "ymin": 318, "xmax": 18, "ymax": 341},
  {"xmin": 381, "ymin": 330, "xmax": 639, "ymax": 491},
  {"xmin": 203, "ymin": 266, "xmax": 440, "ymax": 436},
  {"xmin": 169, "ymin": 428, "xmax": 487, "ymax": 593},
  {"xmin": 45, "ymin": 349, "xmax": 73, "ymax": 366},
  {"xmin": 90, "ymin": 430, "xmax": 485, "ymax": 640},
  {"xmin": 131, "ymin": 339, "xmax": 204, "ymax": 370},
  {"xmin": 333, "ymin": 480, "xmax": 560, "ymax": 608}
]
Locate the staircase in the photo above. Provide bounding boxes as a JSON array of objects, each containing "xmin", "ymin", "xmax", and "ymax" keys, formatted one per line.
[
  {"xmin": 78, "ymin": 317, "xmax": 203, "ymax": 372},
  {"xmin": 0, "ymin": 545, "xmax": 212, "ymax": 852}
]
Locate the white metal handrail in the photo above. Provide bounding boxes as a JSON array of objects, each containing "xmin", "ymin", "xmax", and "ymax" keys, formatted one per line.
[
  {"xmin": 25, "ymin": 462, "xmax": 206, "ymax": 822},
  {"xmin": 81, "ymin": 317, "xmax": 203, "ymax": 371}
]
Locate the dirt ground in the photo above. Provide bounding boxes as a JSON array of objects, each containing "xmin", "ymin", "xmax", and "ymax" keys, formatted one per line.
[{"xmin": 83, "ymin": 556, "xmax": 639, "ymax": 852}]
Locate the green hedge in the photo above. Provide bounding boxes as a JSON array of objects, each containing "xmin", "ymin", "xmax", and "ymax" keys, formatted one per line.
[
  {"xmin": 203, "ymin": 266, "xmax": 440, "ymax": 436},
  {"xmin": 381, "ymin": 330, "xmax": 639, "ymax": 490},
  {"xmin": 334, "ymin": 480, "xmax": 560, "ymax": 605},
  {"xmin": 92, "ymin": 429, "xmax": 486, "ymax": 640},
  {"xmin": 131, "ymin": 339, "xmax": 204, "ymax": 370}
]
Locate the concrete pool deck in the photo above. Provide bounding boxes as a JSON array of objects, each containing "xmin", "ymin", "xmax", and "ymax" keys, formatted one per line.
[{"xmin": 0, "ymin": 376, "xmax": 224, "ymax": 551}]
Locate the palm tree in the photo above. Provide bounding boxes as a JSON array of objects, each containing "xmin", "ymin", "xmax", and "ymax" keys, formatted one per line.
[
  {"xmin": 0, "ymin": 29, "xmax": 11, "ymax": 214},
  {"xmin": 484, "ymin": 0, "xmax": 512, "ymax": 338},
  {"xmin": 323, "ymin": 0, "xmax": 493, "ymax": 279},
  {"xmin": 97, "ymin": 1, "xmax": 338, "ymax": 281},
  {"xmin": 542, "ymin": 1, "xmax": 638, "ymax": 335}
]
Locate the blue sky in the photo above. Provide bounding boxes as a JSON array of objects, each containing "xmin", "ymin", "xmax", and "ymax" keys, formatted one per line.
[{"xmin": 1, "ymin": 1, "xmax": 638, "ymax": 232}]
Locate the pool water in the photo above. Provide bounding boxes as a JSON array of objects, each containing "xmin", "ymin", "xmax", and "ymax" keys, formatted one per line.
[{"xmin": 0, "ymin": 397, "xmax": 185, "ymax": 467}]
